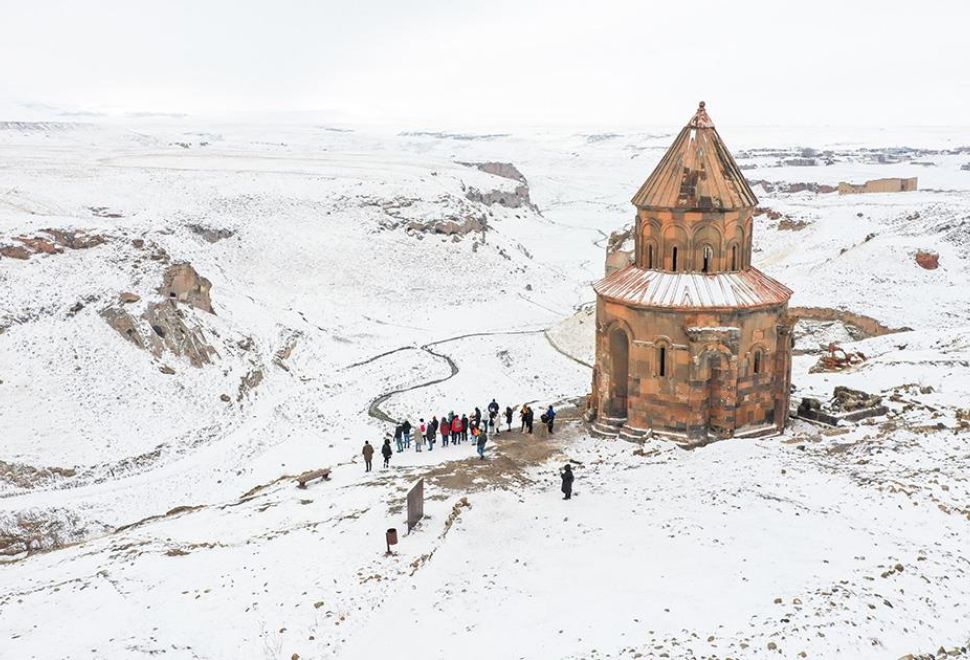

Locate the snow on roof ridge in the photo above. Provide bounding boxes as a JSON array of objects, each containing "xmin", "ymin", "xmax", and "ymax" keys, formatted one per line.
[{"xmin": 593, "ymin": 267, "xmax": 791, "ymax": 310}]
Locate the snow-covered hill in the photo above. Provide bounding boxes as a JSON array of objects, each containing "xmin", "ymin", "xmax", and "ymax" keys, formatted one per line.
[{"xmin": 1, "ymin": 118, "xmax": 969, "ymax": 659}]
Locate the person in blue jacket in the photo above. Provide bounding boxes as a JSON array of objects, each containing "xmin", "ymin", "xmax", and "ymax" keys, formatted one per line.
[{"xmin": 544, "ymin": 405, "xmax": 556, "ymax": 433}]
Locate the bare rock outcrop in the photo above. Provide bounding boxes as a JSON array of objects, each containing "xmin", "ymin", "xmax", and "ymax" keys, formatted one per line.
[
  {"xmin": 0, "ymin": 245, "xmax": 31, "ymax": 260},
  {"xmin": 915, "ymin": 249, "xmax": 939, "ymax": 270},
  {"xmin": 187, "ymin": 224, "xmax": 235, "ymax": 243},
  {"xmin": 44, "ymin": 228, "xmax": 107, "ymax": 249},
  {"xmin": 0, "ymin": 228, "xmax": 106, "ymax": 261},
  {"xmin": 102, "ymin": 263, "xmax": 217, "ymax": 367},
  {"xmin": 460, "ymin": 161, "xmax": 527, "ymax": 183},
  {"xmin": 460, "ymin": 161, "xmax": 536, "ymax": 210},
  {"xmin": 101, "ymin": 303, "xmax": 217, "ymax": 367},
  {"xmin": 0, "ymin": 460, "xmax": 76, "ymax": 490},
  {"xmin": 160, "ymin": 263, "xmax": 213, "ymax": 313},
  {"xmin": 408, "ymin": 215, "xmax": 487, "ymax": 237},
  {"xmin": 0, "ymin": 508, "xmax": 100, "ymax": 557}
]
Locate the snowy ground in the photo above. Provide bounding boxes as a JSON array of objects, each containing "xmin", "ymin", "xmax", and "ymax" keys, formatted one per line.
[{"xmin": 1, "ymin": 116, "xmax": 969, "ymax": 659}]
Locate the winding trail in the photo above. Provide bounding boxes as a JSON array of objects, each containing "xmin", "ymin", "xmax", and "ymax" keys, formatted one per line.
[
  {"xmin": 543, "ymin": 329, "xmax": 595, "ymax": 369},
  {"xmin": 359, "ymin": 199, "xmax": 610, "ymax": 425},
  {"xmin": 362, "ymin": 329, "xmax": 547, "ymax": 424}
]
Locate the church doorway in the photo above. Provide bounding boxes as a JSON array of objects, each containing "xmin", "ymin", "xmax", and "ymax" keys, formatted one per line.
[{"xmin": 608, "ymin": 328, "xmax": 629, "ymax": 418}]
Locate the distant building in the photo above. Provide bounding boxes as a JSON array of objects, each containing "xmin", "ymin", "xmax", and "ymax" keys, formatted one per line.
[
  {"xmin": 838, "ymin": 177, "xmax": 917, "ymax": 194},
  {"xmin": 590, "ymin": 103, "xmax": 794, "ymax": 445}
]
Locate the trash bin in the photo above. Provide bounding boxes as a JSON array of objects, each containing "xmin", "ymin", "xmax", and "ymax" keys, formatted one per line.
[{"xmin": 386, "ymin": 527, "xmax": 398, "ymax": 554}]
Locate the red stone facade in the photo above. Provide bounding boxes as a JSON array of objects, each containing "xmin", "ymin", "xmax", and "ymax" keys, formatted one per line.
[{"xmin": 590, "ymin": 103, "xmax": 794, "ymax": 444}]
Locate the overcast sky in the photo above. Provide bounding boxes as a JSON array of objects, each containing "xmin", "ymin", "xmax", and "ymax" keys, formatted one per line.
[{"xmin": 2, "ymin": 0, "xmax": 967, "ymax": 127}]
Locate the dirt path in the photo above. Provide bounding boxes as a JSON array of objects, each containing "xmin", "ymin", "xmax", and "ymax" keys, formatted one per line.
[{"xmin": 363, "ymin": 329, "xmax": 546, "ymax": 424}]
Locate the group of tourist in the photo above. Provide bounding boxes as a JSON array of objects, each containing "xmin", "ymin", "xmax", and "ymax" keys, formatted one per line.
[{"xmin": 361, "ymin": 399, "xmax": 558, "ymax": 471}]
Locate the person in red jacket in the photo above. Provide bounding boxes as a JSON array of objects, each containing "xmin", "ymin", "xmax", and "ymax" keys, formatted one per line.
[
  {"xmin": 440, "ymin": 414, "xmax": 451, "ymax": 447},
  {"xmin": 451, "ymin": 416, "xmax": 463, "ymax": 444}
]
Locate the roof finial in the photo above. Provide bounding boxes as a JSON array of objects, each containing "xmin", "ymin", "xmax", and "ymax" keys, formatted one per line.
[{"xmin": 689, "ymin": 101, "xmax": 713, "ymax": 128}]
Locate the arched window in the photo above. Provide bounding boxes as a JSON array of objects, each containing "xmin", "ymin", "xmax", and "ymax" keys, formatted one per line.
[
  {"xmin": 702, "ymin": 245, "xmax": 713, "ymax": 273},
  {"xmin": 731, "ymin": 244, "xmax": 738, "ymax": 271},
  {"xmin": 647, "ymin": 244, "xmax": 654, "ymax": 269},
  {"xmin": 671, "ymin": 246, "xmax": 679, "ymax": 272},
  {"xmin": 753, "ymin": 349, "xmax": 763, "ymax": 375},
  {"xmin": 658, "ymin": 346, "xmax": 667, "ymax": 377}
]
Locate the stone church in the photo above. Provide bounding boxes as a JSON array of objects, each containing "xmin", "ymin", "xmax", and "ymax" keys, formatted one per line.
[{"xmin": 590, "ymin": 102, "xmax": 794, "ymax": 444}]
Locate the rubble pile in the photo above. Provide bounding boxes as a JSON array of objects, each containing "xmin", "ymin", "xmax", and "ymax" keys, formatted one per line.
[
  {"xmin": 796, "ymin": 387, "xmax": 888, "ymax": 426},
  {"xmin": 809, "ymin": 342, "xmax": 866, "ymax": 372},
  {"xmin": 830, "ymin": 386, "xmax": 882, "ymax": 413}
]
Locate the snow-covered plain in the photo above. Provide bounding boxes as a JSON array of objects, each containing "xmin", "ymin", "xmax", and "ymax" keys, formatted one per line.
[{"xmin": 1, "ymin": 116, "xmax": 969, "ymax": 659}]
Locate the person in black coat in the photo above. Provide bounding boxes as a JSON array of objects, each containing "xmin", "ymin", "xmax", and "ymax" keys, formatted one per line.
[
  {"xmin": 401, "ymin": 419, "xmax": 412, "ymax": 449},
  {"xmin": 381, "ymin": 439, "xmax": 393, "ymax": 468},
  {"xmin": 505, "ymin": 406, "xmax": 513, "ymax": 432},
  {"xmin": 560, "ymin": 464, "xmax": 574, "ymax": 500}
]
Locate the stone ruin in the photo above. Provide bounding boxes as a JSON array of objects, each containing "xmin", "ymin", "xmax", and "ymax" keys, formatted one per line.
[
  {"xmin": 838, "ymin": 177, "xmax": 917, "ymax": 195},
  {"xmin": 796, "ymin": 386, "xmax": 887, "ymax": 426},
  {"xmin": 604, "ymin": 225, "xmax": 634, "ymax": 276},
  {"xmin": 748, "ymin": 179, "xmax": 838, "ymax": 194}
]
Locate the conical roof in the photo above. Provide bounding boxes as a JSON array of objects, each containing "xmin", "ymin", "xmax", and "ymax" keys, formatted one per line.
[{"xmin": 632, "ymin": 102, "xmax": 758, "ymax": 211}]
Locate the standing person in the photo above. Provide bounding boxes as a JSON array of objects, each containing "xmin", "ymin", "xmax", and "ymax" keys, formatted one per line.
[
  {"xmin": 394, "ymin": 424, "xmax": 404, "ymax": 453},
  {"xmin": 440, "ymin": 415, "xmax": 450, "ymax": 447},
  {"xmin": 362, "ymin": 441, "xmax": 374, "ymax": 472},
  {"xmin": 402, "ymin": 419, "xmax": 412, "ymax": 449},
  {"xmin": 417, "ymin": 419, "xmax": 426, "ymax": 452},
  {"xmin": 473, "ymin": 407, "xmax": 482, "ymax": 429},
  {"xmin": 525, "ymin": 406, "xmax": 534, "ymax": 434},
  {"xmin": 505, "ymin": 406, "xmax": 514, "ymax": 432},
  {"xmin": 520, "ymin": 404, "xmax": 529, "ymax": 432},
  {"xmin": 545, "ymin": 405, "xmax": 556, "ymax": 434},
  {"xmin": 451, "ymin": 415, "xmax": 462, "ymax": 445},
  {"xmin": 476, "ymin": 426, "xmax": 488, "ymax": 459},
  {"xmin": 428, "ymin": 416, "xmax": 438, "ymax": 451},
  {"xmin": 560, "ymin": 464, "xmax": 574, "ymax": 500},
  {"xmin": 488, "ymin": 398, "xmax": 499, "ymax": 425},
  {"xmin": 382, "ymin": 438, "xmax": 393, "ymax": 468},
  {"xmin": 461, "ymin": 414, "xmax": 469, "ymax": 443}
]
